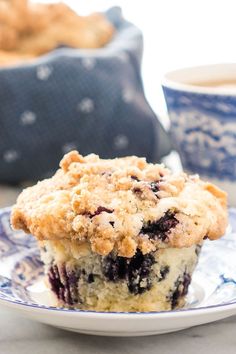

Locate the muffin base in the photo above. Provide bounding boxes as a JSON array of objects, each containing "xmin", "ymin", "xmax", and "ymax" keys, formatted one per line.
[{"xmin": 40, "ymin": 240, "xmax": 200, "ymax": 312}]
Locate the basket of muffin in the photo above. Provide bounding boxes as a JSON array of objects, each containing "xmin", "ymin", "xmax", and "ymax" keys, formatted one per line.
[
  {"xmin": 1, "ymin": 0, "xmax": 171, "ymax": 185},
  {"xmin": 11, "ymin": 150, "xmax": 228, "ymax": 312},
  {"xmin": 0, "ymin": 0, "xmax": 114, "ymax": 66}
]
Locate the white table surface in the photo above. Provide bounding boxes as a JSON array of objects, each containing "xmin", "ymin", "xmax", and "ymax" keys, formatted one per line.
[
  {"xmin": 0, "ymin": 185, "xmax": 236, "ymax": 354},
  {"xmin": 0, "ymin": 307, "xmax": 236, "ymax": 354}
]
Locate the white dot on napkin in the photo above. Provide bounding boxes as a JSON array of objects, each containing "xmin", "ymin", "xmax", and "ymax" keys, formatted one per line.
[
  {"xmin": 3, "ymin": 150, "xmax": 19, "ymax": 163},
  {"xmin": 122, "ymin": 88, "xmax": 134, "ymax": 103},
  {"xmin": 20, "ymin": 111, "xmax": 37, "ymax": 125},
  {"xmin": 37, "ymin": 65, "xmax": 53, "ymax": 80},
  {"xmin": 77, "ymin": 98, "xmax": 94, "ymax": 113},
  {"xmin": 113, "ymin": 134, "xmax": 129, "ymax": 150},
  {"xmin": 81, "ymin": 58, "xmax": 96, "ymax": 70}
]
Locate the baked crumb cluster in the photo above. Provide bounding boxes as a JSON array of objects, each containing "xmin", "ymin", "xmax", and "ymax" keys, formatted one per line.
[
  {"xmin": 11, "ymin": 151, "xmax": 228, "ymax": 258},
  {"xmin": 0, "ymin": 0, "xmax": 114, "ymax": 66}
]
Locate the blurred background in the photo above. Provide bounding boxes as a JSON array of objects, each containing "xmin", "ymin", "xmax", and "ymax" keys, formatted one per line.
[{"xmin": 52, "ymin": 0, "xmax": 236, "ymax": 125}]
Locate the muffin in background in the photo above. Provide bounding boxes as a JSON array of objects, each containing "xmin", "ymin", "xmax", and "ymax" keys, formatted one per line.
[{"xmin": 0, "ymin": 0, "xmax": 114, "ymax": 65}]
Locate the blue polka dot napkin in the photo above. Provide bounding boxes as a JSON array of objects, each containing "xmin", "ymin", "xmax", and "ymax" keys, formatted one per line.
[{"xmin": 0, "ymin": 7, "xmax": 171, "ymax": 183}]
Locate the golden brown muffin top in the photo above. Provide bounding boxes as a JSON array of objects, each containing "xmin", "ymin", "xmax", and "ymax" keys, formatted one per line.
[{"xmin": 11, "ymin": 151, "xmax": 228, "ymax": 257}]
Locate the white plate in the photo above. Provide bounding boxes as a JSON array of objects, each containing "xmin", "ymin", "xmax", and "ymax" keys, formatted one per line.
[{"xmin": 0, "ymin": 207, "xmax": 236, "ymax": 337}]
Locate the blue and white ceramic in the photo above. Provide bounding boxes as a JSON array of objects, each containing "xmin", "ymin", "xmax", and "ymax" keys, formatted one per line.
[
  {"xmin": 0, "ymin": 208, "xmax": 236, "ymax": 336},
  {"xmin": 162, "ymin": 63, "xmax": 236, "ymax": 206}
]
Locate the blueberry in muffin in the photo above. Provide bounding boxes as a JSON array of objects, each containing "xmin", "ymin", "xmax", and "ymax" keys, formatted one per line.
[{"xmin": 11, "ymin": 151, "xmax": 228, "ymax": 312}]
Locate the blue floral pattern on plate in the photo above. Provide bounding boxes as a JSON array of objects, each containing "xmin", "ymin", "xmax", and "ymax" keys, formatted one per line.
[{"xmin": 0, "ymin": 207, "xmax": 236, "ymax": 313}]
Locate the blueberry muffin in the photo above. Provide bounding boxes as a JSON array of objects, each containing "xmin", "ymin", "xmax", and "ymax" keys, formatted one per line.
[{"xmin": 11, "ymin": 151, "xmax": 228, "ymax": 312}]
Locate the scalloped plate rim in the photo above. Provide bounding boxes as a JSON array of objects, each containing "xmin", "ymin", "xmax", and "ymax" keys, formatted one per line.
[{"xmin": 0, "ymin": 207, "xmax": 236, "ymax": 336}]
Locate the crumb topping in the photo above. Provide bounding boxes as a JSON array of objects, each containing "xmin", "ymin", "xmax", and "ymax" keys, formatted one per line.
[{"xmin": 11, "ymin": 151, "xmax": 228, "ymax": 257}]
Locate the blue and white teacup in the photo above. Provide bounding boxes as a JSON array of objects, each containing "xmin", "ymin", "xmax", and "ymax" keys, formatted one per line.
[{"xmin": 162, "ymin": 64, "xmax": 236, "ymax": 206}]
